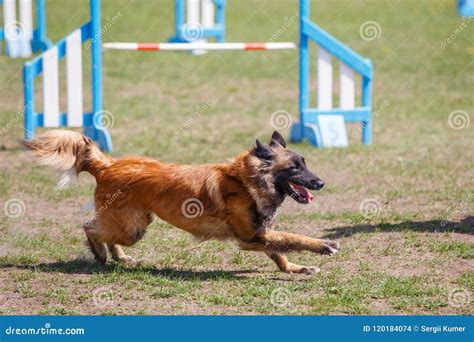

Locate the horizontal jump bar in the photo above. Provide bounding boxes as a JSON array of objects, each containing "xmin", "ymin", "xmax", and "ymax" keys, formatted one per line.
[{"xmin": 103, "ymin": 42, "xmax": 297, "ymax": 51}]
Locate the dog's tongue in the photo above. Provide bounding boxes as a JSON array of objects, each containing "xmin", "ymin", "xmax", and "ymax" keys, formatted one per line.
[{"xmin": 292, "ymin": 183, "xmax": 314, "ymax": 203}]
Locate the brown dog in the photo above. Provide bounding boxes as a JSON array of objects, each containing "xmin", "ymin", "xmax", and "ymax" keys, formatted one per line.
[{"xmin": 25, "ymin": 130, "xmax": 339, "ymax": 274}]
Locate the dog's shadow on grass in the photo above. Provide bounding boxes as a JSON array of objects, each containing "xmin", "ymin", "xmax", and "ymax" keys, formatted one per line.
[
  {"xmin": 321, "ymin": 216, "xmax": 473, "ymax": 239},
  {"xmin": 3, "ymin": 260, "xmax": 254, "ymax": 281}
]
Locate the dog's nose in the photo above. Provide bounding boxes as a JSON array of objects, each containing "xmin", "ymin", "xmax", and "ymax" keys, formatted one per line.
[{"xmin": 315, "ymin": 180, "xmax": 325, "ymax": 190}]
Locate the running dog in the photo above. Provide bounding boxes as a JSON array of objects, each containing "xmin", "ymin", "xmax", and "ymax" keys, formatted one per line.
[{"xmin": 24, "ymin": 130, "xmax": 339, "ymax": 274}]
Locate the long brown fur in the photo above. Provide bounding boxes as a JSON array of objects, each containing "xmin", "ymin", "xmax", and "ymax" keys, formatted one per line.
[{"xmin": 24, "ymin": 130, "xmax": 339, "ymax": 274}]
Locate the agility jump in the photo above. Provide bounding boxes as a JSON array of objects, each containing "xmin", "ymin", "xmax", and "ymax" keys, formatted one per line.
[
  {"xmin": 292, "ymin": 4, "xmax": 373, "ymax": 147},
  {"xmin": 22, "ymin": 0, "xmax": 112, "ymax": 152},
  {"xmin": 168, "ymin": 0, "xmax": 226, "ymax": 43},
  {"xmin": 22, "ymin": 0, "xmax": 374, "ymax": 151},
  {"xmin": 1, "ymin": 0, "xmax": 51, "ymax": 57}
]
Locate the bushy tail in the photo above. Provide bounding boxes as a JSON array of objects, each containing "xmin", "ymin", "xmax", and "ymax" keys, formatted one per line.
[{"xmin": 23, "ymin": 130, "xmax": 111, "ymax": 189}]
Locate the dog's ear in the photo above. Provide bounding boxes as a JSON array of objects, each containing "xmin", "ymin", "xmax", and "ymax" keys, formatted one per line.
[
  {"xmin": 254, "ymin": 139, "xmax": 274, "ymax": 160},
  {"xmin": 269, "ymin": 131, "xmax": 286, "ymax": 148}
]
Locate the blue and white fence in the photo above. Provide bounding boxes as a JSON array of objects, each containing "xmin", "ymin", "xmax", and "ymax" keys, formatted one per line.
[
  {"xmin": 0, "ymin": 0, "xmax": 51, "ymax": 57},
  {"xmin": 23, "ymin": 0, "xmax": 112, "ymax": 152},
  {"xmin": 458, "ymin": 0, "xmax": 474, "ymax": 16},
  {"xmin": 290, "ymin": 0, "xmax": 373, "ymax": 147},
  {"xmin": 168, "ymin": 0, "xmax": 226, "ymax": 43}
]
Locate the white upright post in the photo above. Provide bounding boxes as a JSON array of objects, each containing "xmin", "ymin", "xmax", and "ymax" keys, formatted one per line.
[
  {"xmin": 340, "ymin": 63, "xmax": 355, "ymax": 109},
  {"xmin": 201, "ymin": 0, "xmax": 214, "ymax": 28},
  {"xmin": 317, "ymin": 47, "xmax": 333, "ymax": 109},
  {"xmin": 19, "ymin": 0, "xmax": 33, "ymax": 57},
  {"xmin": 43, "ymin": 47, "xmax": 60, "ymax": 127},
  {"xmin": 187, "ymin": 0, "xmax": 206, "ymax": 54},
  {"xmin": 187, "ymin": 0, "xmax": 200, "ymax": 24},
  {"xmin": 66, "ymin": 29, "xmax": 84, "ymax": 127},
  {"xmin": 4, "ymin": 0, "xmax": 21, "ymax": 57}
]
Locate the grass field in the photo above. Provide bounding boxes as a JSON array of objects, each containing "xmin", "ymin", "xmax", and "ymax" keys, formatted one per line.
[{"xmin": 0, "ymin": 0, "xmax": 473, "ymax": 315}]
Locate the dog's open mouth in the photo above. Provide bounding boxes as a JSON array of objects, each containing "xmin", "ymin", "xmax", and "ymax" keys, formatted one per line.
[{"xmin": 287, "ymin": 182, "xmax": 314, "ymax": 204}]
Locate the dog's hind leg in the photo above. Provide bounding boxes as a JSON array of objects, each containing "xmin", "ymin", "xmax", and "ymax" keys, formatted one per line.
[
  {"xmin": 265, "ymin": 252, "xmax": 320, "ymax": 275},
  {"xmin": 107, "ymin": 244, "xmax": 136, "ymax": 264},
  {"xmin": 97, "ymin": 210, "xmax": 153, "ymax": 265},
  {"xmin": 83, "ymin": 219, "xmax": 107, "ymax": 264}
]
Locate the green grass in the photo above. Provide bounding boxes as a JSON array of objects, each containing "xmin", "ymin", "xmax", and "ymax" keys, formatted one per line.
[
  {"xmin": 429, "ymin": 240, "xmax": 474, "ymax": 259},
  {"xmin": 0, "ymin": 0, "xmax": 473, "ymax": 315}
]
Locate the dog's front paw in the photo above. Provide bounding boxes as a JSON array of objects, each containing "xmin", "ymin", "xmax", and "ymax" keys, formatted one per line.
[
  {"xmin": 319, "ymin": 240, "xmax": 340, "ymax": 255},
  {"xmin": 299, "ymin": 266, "xmax": 320, "ymax": 275}
]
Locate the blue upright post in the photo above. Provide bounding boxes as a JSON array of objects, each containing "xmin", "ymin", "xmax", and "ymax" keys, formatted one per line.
[
  {"xmin": 458, "ymin": 0, "xmax": 474, "ymax": 16},
  {"xmin": 169, "ymin": 0, "xmax": 185, "ymax": 42},
  {"xmin": 31, "ymin": 0, "xmax": 51, "ymax": 52},
  {"xmin": 215, "ymin": 0, "xmax": 226, "ymax": 43},
  {"xmin": 0, "ymin": 0, "xmax": 4, "ymax": 46},
  {"xmin": 291, "ymin": 0, "xmax": 319, "ymax": 145},
  {"xmin": 299, "ymin": 0, "xmax": 310, "ymax": 140},
  {"xmin": 89, "ymin": 0, "xmax": 112, "ymax": 152},
  {"xmin": 23, "ymin": 64, "xmax": 35, "ymax": 141},
  {"xmin": 175, "ymin": 0, "xmax": 185, "ymax": 41},
  {"xmin": 361, "ymin": 75, "xmax": 372, "ymax": 145}
]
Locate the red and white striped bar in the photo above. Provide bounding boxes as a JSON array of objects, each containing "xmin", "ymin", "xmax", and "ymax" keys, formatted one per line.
[{"xmin": 103, "ymin": 42, "xmax": 297, "ymax": 51}]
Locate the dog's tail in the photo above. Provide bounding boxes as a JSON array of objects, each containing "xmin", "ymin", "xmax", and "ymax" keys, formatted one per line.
[{"xmin": 23, "ymin": 130, "xmax": 112, "ymax": 189}]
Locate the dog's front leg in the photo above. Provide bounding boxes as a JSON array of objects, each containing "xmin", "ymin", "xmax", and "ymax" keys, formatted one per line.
[
  {"xmin": 260, "ymin": 231, "xmax": 340, "ymax": 255},
  {"xmin": 238, "ymin": 231, "xmax": 339, "ymax": 274}
]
